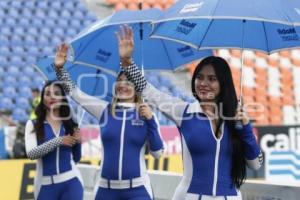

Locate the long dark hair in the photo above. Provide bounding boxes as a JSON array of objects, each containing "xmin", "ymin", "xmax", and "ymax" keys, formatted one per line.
[
  {"xmin": 191, "ymin": 56, "xmax": 246, "ymax": 188},
  {"xmin": 34, "ymin": 81, "xmax": 78, "ymax": 141}
]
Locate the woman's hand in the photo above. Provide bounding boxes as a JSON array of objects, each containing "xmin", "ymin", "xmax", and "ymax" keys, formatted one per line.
[
  {"xmin": 62, "ymin": 135, "xmax": 77, "ymax": 147},
  {"xmin": 73, "ymin": 128, "xmax": 82, "ymax": 144},
  {"xmin": 54, "ymin": 43, "xmax": 68, "ymax": 69},
  {"xmin": 116, "ymin": 25, "xmax": 134, "ymax": 67},
  {"xmin": 139, "ymin": 103, "xmax": 153, "ymax": 120},
  {"xmin": 236, "ymin": 104, "xmax": 250, "ymax": 125}
]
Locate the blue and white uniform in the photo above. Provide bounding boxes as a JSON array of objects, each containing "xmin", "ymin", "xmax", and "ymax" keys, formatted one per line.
[
  {"xmin": 122, "ymin": 63, "xmax": 263, "ymax": 200},
  {"xmin": 25, "ymin": 120, "xmax": 83, "ymax": 200},
  {"xmin": 55, "ymin": 68, "xmax": 164, "ymax": 200}
]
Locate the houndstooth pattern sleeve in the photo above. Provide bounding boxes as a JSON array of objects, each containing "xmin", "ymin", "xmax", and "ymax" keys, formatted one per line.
[
  {"xmin": 122, "ymin": 63, "xmax": 147, "ymax": 93},
  {"xmin": 25, "ymin": 120, "xmax": 64, "ymax": 160},
  {"xmin": 55, "ymin": 67, "xmax": 76, "ymax": 95}
]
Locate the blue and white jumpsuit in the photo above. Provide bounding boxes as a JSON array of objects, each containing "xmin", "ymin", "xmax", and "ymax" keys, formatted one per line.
[
  {"xmin": 122, "ymin": 63, "xmax": 263, "ymax": 200},
  {"xmin": 25, "ymin": 120, "xmax": 83, "ymax": 200},
  {"xmin": 55, "ymin": 68, "xmax": 164, "ymax": 200}
]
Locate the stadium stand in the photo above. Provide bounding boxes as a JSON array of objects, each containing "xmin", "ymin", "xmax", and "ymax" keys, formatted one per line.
[{"xmin": 0, "ymin": 0, "xmax": 299, "ymax": 126}]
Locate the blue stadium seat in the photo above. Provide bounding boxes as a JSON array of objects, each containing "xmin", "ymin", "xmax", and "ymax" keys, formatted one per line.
[
  {"xmin": 36, "ymin": 1, "xmax": 49, "ymax": 10},
  {"xmin": 50, "ymin": 1, "xmax": 62, "ymax": 10},
  {"xmin": 24, "ymin": 35, "xmax": 36, "ymax": 46},
  {"xmin": 13, "ymin": 27, "xmax": 25, "ymax": 36},
  {"xmin": 24, "ymin": 1, "xmax": 35, "ymax": 9},
  {"xmin": 70, "ymin": 20, "xmax": 81, "ymax": 29},
  {"xmin": 12, "ymin": 46, "xmax": 25, "ymax": 56},
  {"xmin": 61, "ymin": 10, "xmax": 72, "ymax": 19},
  {"xmin": 76, "ymin": 2, "xmax": 88, "ymax": 12},
  {"xmin": 10, "ymin": 35, "xmax": 23, "ymax": 46},
  {"xmin": 42, "ymin": 46, "xmax": 54, "ymax": 56},
  {"xmin": 5, "ymin": 18, "xmax": 17, "ymax": 27},
  {"xmin": 8, "ymin": 9, "xmax": 19, "ymax": 18},
  {"xmin": 27, "ymin": 27, "xmax": 38, "ymax": 36},
  {"xmin": 73, "ymin": 10, "xmax": 84, "ymax": 20},
  {"xmin": 10, "ymin": 56, "xmax": 23, "ymax": 66},
  {"xmin": 0, "ymin": 36, "xmax": 9, "ymax": 46},
  {"xmin": 0, "ymin": 46, "xmax": 10, "ymax": 56},
  {"xmin": 24, "ymin": 56, "xmax": 37, "ymax": 65},
  {"xmin": 7, "ymin": 67, "xmax": 20, "ymax": 76},
  {"xmin": 11, "ymin": 1, "xmax": 22, "ymax": 9},
  {"xmin": 38, "ymin": 36, "xmax": 50, "ymax": 46},
  {"xmin": 3, "ymin": 87, "xmax": 17, "ymax": 98},
  {"xmin": 18, "ymin": 18, "xmax": 30, "ymax": 27},
  {"xmin": 12, "ymin": 108, "xmax": 29, "ymax": 123},
  {"xmin": 48, "ymin": 10, "xmax": 59, "ymax": 19},
  {"xmin": 16, "ymin": 97, "xmax": 30, "ymax": 110},
  {"xmin": 40, "ymin": 28, "xmax": 52, "ymax": 37},
  {"xmin": 0, "ymin": 98, "xmax": 14, "ymax": 110},
  {"xmin": 28, "ymin": 47, "xmax": 40, "ymax": 57},
  {"xmin": 19, "ymin": 76, "xmax": 32, "ymax": 87},
  {"xmin": 0, "ymin": 9, "xmax": 5, "ymax": 18},
  {"xmin": 22, "ymin": 8, "xmax": 34, "ymax": 18},
  {"xmin": 32, "ymin": 19, "xmax": 43, "ymax": 27},
  {"xmin": 0, "ymin": 56, "xmax": 8, "ymax": 66},
  {"xmin": 0, "ymin": 1, "xmax": 9, "ymax": 8},
  {"xmin": 64, "ymin": 1, "xmax": 76, "ymax": 10},
  {"xmin": 51, "ymin": 36, "xmax": 63, "ymax": 46},
  {"xmin": 67, "ymin": 28, "xmax": 78, "ymax": 37},
  {"xmin": 19, "ymin": 86, "xmax": 33, "ymax": 99},
  {"xmin": 45, "ymin": 19, "xmax": 56, "ymax": 28},
  {"xmin": 1, "ymin": 27, "xmax": 11, "ymax": 36},
  {"xmin": 3, "ymin": 76, "xmax": 17, "ymax": 87},
  {"xmin": 33, "ymin": 76, "xmax": 45, "ymax": 89},
  {"xmin": 54, "ymin": 28, "xmax": 64, "ymax": 37},
  {"xmin": 57, "ymin": 19, "xmax": 69, "ymax": 28},
  {"xmin": 23, "ymin": 67, "xmax": 35, "ymax": 77},
  {"xmin": 0, "ymin": 67, "xmax": 4, "ymax": 78}
]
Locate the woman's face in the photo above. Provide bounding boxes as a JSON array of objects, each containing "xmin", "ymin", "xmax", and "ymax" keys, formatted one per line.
[
  {"xmin": 115, "ymin": 74, "xmax": 135, "ymax": 102},
  {"xmin": 195, "ymin": 65, "xmax": 220, "ymax": 102},
  {"xmin": 43, "ymin": 84, "xmax": 64, "ymax": 110}
]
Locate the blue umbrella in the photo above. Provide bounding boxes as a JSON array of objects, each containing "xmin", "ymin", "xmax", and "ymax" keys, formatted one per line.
[
  {"xmin": 68, "ymin": 8, "xmax": 212, "ymax": 73},
  {"xmin": 34, "ymin": 57, "xmax": 117, "ymax": 102},
  {"xmin": 150, "ymin": 0, "xmax": 300, "ymax": 54}
]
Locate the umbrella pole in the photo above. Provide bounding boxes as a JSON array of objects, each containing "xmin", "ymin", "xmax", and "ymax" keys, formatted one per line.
[
  {"xmin": 139, "ymin": 2, "xmax": 145, "ymax": 76},
  {"xmin": 139, "ymin": 2, "xmax": 145, "ymax": 103},
  {"xmin": 235, "ymin": 20, "xmax": 246, "ymax": 129}
]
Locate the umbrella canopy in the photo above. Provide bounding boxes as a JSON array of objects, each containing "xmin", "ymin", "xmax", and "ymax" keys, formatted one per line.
[
  {"xmin": 150, "ymin": 0, "xmax": 300, "ymax": 54},
  {"xmin": 34, "ymin": 57, "xmax": 117, "ymax": 102},
  {"xmin": 69, "ymin": 8, "xmax": 212, "ymax": 73}
]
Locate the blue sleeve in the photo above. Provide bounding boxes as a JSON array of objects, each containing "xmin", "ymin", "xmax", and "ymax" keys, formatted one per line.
[
  {"xmin": 238, "ymin": 123, "xmax": 261, "ymax": 160},
  {"xmin": 145, "ymin": 116, "xmax": 164, "ymax": 152},
  {"xmin": 72, "ymin": 143, "xmax": 82, "ymax": 163}
]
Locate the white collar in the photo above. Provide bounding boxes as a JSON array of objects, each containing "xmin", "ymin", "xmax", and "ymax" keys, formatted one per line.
[
  {"xmin": 116, "ymin": 102, "xmax": 136, "ymax": 108},
  {"xmin": 186, "ymin": 101, "xmax": 203, "ymax": 114}
]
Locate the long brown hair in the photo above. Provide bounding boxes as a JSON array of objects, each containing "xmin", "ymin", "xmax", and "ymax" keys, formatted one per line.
[{"xmin": 33, "ymin": 81, "xmax": 78, "ymax": 141}]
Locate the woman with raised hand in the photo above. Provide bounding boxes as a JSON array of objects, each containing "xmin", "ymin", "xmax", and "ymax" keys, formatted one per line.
[
  {"xmin": 117, "ymin": 25, "xmax": 263, "ymax": 200},
  {"xmin": 54, "ymin": 44, "xmax": 164, "ymax": 200},
  {"xmin": 25, "ymin": 80, "xmax": 83, "ymax": 200}
]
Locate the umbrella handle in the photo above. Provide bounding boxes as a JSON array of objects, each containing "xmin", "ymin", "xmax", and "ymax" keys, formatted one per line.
[{"xmin": 235, "ymin": 99, "xmax": 243, "ymax": 130}]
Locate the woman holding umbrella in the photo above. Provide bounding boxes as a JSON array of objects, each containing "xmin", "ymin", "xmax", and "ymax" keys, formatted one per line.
[
  {"xmin": 54, "ymin": 44, "xmax": 164, "ymax": 200},
  {"xmin": 25, "ymin": 80, "xmax": 83, "ymax": 200},
  {"xmin": 117, "ymin": 26, "xmax": 263, "ymax": 200}
]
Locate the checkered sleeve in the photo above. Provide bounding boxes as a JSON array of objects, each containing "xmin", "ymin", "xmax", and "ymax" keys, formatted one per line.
[
  {"xmin": 27, "ymin": 137, "xmax": 64, "ymax": 160},
  {"xmin": 122, "ymin": 63, "xmax": 147, "ymax": 93},
  {"xmin": 55, "ymin": 67, "xmax": 76, "ymax": 95}
]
